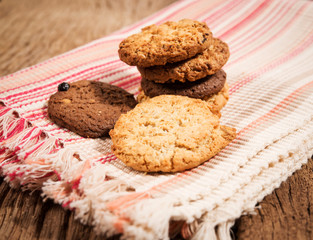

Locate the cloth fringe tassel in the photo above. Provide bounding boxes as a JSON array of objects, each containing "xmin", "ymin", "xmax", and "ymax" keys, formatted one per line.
[{"xmin": 0, "ymin": 106, "xmax": 60, "ymax": 189}]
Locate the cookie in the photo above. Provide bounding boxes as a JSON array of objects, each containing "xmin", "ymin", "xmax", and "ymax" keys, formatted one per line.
[
  {"xmin": 137, "ymin": 83, "xmax": 229, "ymax": 115},
  {"xmin": 137, "ymin": 38, "xmax": 229, "ymax": 83},
  {"xmin": 203, "ymin": 83, "xmax": 229, "ymax": 114},
  {"xmin": 110, "ymin": 95, "xmax": 236, "ymax": 172},
  {"xmin": 48, "ymin": 80, "xmax": 137, "ymax": 138},
  {"xmin": 140, "ymin": 69, "xmax": 226, "ymax": 99},
  {"xmin": 118, "ymin": 19, "xmax": 212, "ymax": 67}
]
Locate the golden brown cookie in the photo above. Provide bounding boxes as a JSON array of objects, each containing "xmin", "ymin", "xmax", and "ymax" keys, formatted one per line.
[
  {"xmin": 110, "ymin": 95, "xmax": 236, "ymax": 172},
  {"xmin": 118, "ymin": 19, "xmax": 212, "ymax": 67},
  {"xmin": 203, "ymin": 82, "xmax": 229, "ymax": 114},
  {"xmin": 48, "ymin": 80, "xmax": 137, "ymax": 138},
  {"xmin": 137, "ymin": 38, "xmax": 230, "ymax": 83}
]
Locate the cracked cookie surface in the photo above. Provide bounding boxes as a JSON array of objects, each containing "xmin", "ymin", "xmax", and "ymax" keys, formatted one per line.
[
  {"xmin": 118, "ymin": 19, "xmax": 212, "ymax": 67},
  {"xmin": 110, "ymin": 95, "xmax": 236, "ymax": 172},
  {"xmin": 137, "ymin": 38, "xmax": 229, "ymax": 83},
  {"xmin": 48, "ymin": 80, "xmax": 137, "ymax": 138}
]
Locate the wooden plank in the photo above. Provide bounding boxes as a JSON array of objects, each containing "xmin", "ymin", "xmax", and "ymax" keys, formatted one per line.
[
  {"xmin": 0, "ymin": 177, "xmax": 113, "ymax": 240},
  {"xmin": 0, "ymin": 0, "xmax": 177, "ymax": 76},
  {"xmin": 234, "ymin": 157, "xmax": 313, "ymax": 240}
]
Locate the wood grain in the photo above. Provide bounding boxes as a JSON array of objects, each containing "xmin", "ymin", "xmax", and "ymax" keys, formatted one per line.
[
  {"xmin": 1, "ymin": 0, "xmax": 313, "ymax": 239},
  {"xmin": 0, "ymin": 0, "xmax": 177, "ymax": 76},
  {"xmin": 234, "ymin": 157, "xmax": 313, "ymax": 240}
]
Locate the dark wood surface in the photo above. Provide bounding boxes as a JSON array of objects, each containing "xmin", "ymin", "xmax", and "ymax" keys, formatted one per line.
[
  {"xmin": 1, "ymin": 1, "xmax": 313, "ymax": 239},
  {"xmin": 234, "ymin": 158, "xmax": 313, "ymax": 240}
]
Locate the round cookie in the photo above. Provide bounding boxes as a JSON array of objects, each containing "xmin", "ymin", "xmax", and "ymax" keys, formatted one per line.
[
  {"xmin": 110, "ymin": 95, "xmax": 236, "ymax": 172},
  {"xmin": 118, "ymin": 19, "xmax": 212, "ymax": 67},
  {"xmin": 137, "ymin": 83, "xmax": 229, "ymax": 115},
  {"xmin": 48, "ymin": 80, "xmax": 137, "ymax": 138},
  {"xmin": 137, "ymin": 38, "xmax": 229, "ymax": 83},
  {"xmin": 140, "ymin": 69, "xmax": 226, "ymax": 99}
]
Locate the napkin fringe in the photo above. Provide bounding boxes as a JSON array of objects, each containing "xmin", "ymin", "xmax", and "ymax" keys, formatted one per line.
[
  {"xmin": 0, "ymin": 105, "xmax": 60, "ymax": 189},
  {"xmin": 181, "ymin": 219, "xmax": 234, "ymax": 240}
]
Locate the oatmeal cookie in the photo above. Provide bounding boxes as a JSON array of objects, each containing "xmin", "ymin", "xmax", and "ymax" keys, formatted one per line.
[
  {"xmin": 110, "ymin": 95, "xmax": 236, "ymax": 172},
  {"xmin": 137, "ymin": 38, "xmax": 229, "ymax": 83},
  {"xmin": 118, "ymin": 19, "xmax": 212, "ymax": 67}
]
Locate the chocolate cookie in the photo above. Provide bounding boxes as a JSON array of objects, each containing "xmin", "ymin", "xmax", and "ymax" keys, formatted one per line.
[
  {"xmin": 118, "ymin": 19, "xmax": 212, "ymax": 67},
  {"xmin": 137, "ymin": 38, "xmax": 229, "ymax": 83},
  {"xmin": 48, "ymin": 80, "xmax": 137, "ymax": 138},
  {"xmin": 110, "ymin": 95, "xmax": 236, "ymax": 172},
  {"xmin": 140, "ymin": 69, "xmax": 226, "ymax": 99},
  {"xmin": 137, "ymin": 83, "xmax": 229, "ymax": 115}
]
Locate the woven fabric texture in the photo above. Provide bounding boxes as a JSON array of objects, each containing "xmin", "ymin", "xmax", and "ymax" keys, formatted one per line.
[{"xmin": 1, "ymin": 0, "xmax": 313, "ymax": 239}]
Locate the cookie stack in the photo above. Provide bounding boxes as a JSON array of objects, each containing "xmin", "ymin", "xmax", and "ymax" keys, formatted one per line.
[{"xmin": 118, "ymin": 19, "xmax": 230, "ymax": 114}]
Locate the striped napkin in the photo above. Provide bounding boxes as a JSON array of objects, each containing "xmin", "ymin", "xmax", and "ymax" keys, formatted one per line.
[{"xmin": 1, "ymin": 0, "xmax": 313, "ymax": 239}]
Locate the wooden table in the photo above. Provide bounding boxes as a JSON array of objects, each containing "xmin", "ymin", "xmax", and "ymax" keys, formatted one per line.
[{"xmin": 1, "ymin": 1, "xmax": 313, "ymax": 239}]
